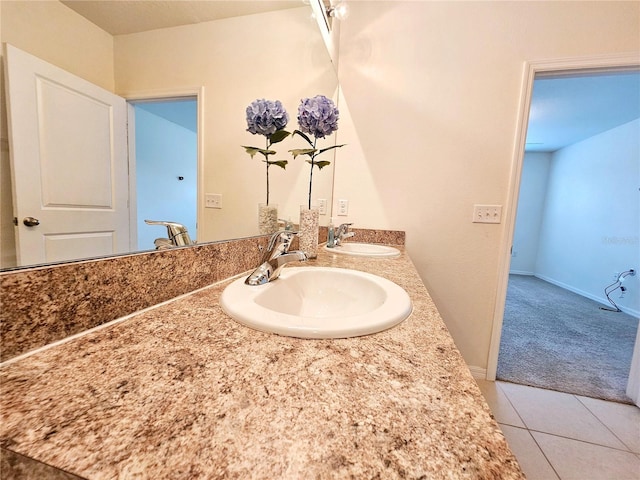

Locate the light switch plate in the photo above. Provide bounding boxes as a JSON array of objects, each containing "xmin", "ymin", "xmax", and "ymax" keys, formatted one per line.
[
  {"xmin": 205, "ymin": 193, "xmax": 222, "ymax": 209},
  {"xmin": 473, "ymin": 204, "xmax": 502, "ymax": 223}
]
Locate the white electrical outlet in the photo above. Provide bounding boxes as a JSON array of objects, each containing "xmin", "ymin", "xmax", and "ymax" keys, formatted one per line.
[
  {"xmin": 318, "ymin": 198, "xmax": 327, "ymax": 215},
  {"xmin": 472, "ymin": 204, "xmax": 502, "ymax": 224},
  {"xmin": 338, "ymin": 199, "xmax": 349, "ymax": 216},
  {"xmin": 205, "ymin": 193, "xmax": 222, "ymax": 209}
]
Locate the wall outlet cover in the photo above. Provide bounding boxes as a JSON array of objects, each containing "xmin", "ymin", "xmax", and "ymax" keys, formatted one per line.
[
  {"xmin": 317, "ymin": 198, "xmax": 327, "ymax": 215},
  {"xmin": 338, "ymin": 199, "xmax": 349, "ymax": 216}
]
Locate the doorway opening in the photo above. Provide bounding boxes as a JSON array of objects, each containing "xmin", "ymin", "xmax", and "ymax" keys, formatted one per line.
[
  {"xmin": 488, "ymin": 58, "xmax": 640, "ymax": 405},
  {"xmin": 128, "ymin": 97, "xmax": 199, "ymax": 251}
]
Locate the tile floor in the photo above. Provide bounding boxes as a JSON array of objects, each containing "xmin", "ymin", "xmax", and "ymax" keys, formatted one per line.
[{"xmin": 476, "ymin": 380, "xmax": 640, "ymax": 480}]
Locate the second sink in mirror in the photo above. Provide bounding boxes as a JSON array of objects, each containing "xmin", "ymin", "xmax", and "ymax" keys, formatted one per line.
[{"xmin": 324, "ymin": 243, "xmax": 401, "ymax": 258}]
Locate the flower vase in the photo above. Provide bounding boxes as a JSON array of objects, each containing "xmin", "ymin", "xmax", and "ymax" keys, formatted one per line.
[
  {"xmin": 299, "ymin": 205, "xmax": 319, "ymax": 259},
  {"xmin": 258, "ymin": 203, "xmax": 278, "ymax": 235}
]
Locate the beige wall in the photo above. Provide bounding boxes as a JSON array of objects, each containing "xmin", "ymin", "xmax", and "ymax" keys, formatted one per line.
[
  {"xmin": 1, "ymin": 1, "xmax": 114, "ymax": 90},
  {"xmin": 114, "ymin": 7, "xmax": 338, "ymax": 242},
  {"xmin": 334, "ymin": 1, "xmax": 640, "ymax": 371},
  {"xmin": 0, "ymin": 0, "xmax": 115, "ymax": 268}
]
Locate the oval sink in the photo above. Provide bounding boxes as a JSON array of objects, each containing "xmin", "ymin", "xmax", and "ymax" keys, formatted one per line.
[
  {"xmin": 220, "ymin": 267, "xmax": 412, "ymax": 338},
  {"xmin": 324, "ymin": 243, "xmax": 401, "ymax": 258}
]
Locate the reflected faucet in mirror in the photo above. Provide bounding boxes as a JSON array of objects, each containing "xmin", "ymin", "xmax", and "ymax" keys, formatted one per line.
[
  {"xmin": 144, "ymin": 220, "xmax": 193, "ymax": 250},
  {"xmin": 335, "ymin": 223, "xmax": 355, "ymax": 246}
]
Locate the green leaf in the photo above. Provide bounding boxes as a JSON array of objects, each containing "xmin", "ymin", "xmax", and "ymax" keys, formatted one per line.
[
  {"xmin": 242, "ymin": 146, "xmax": 275, "ymax": 158},
  {"xmin": 269, "ymin": 129, "xmax": 291, "ymax": 144},
  {"xmin": 289, "ymin": 148, "xmax": 317, "ymax": 159},
  {"xmin": 242, "ymin": 146, "xmax": 260, "ymax": 158},
  {"xmin": 267, "ymin": 160, "xmax": 288, "ymax": 169},
  {"xmin": 318, "ymin": 144, "xmax": 346, "ymax": 155},
  {"xmin": 292, "ymin": 130, "xmax": 314, "ymax": 147},
  {"xmin": 306, "ymin": 159, "xmax": 332, "ymax": 170}
]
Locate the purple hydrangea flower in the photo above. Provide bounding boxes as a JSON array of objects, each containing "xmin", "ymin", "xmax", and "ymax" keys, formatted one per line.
[
  {"xmin": 246, "ymin": 99, "xmax": 289, "ymax": 136},
  {"xmin": 297, "ymin": 95, "xmax": 339, "ymax": 139}
]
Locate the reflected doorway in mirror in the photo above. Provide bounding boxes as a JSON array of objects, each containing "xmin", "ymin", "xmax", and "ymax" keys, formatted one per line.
[{"xmin": 132, "ymin": 98, "xmax": 198, "ymax": 251}]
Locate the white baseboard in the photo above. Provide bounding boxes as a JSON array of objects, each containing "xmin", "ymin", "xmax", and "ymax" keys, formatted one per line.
[
  {"xmin": 468, "ymin": 365, "xmax": 487, "ymax": 380},
  {"xmin": 509, "ymin": 270, "xmax": 534, "ymax": 276},
  {"xmin": 536, "ymin": 274, "xmax": 640, "ymax": 318}
]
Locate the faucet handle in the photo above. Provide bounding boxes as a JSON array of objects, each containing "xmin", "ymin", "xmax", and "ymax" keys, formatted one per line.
[
  {"xmin": 266, "ymin": 230, "xmax": 298, "ymax": 254},
  {"xmin": 278, "ymin": 218, "xmax": 294, "ymax": 231},
  {"xmin": 336, "ymin": 222, "xmax": 353, "ymax": 236}
]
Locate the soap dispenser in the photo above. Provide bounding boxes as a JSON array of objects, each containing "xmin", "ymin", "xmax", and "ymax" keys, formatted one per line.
[{"xmin": 327, "ymin": 217, "xmax": 336, "ymax": 248}]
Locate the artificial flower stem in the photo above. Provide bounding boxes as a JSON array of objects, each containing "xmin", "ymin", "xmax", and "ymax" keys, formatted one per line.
[
  {"xmin": 308, "ymin": 138, "xmax": 317, "ymax": 210},
  {"xmin": 265, "ymin": 137, "xmax": 270, "ymax": 205}
]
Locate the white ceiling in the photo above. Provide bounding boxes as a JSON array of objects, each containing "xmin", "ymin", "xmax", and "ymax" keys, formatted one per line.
[
  {"xmin": 60, "ymin": 0, "xmax": 304, "ymax": 35},
  {"xmin": 60, "ymin": 2, "xmax": 639, "ymax": 154},
  {"xmin": 526, "ymin": 71, "xmax": 640, "ymax": 152},
  {"xmin": 135, "ymin": 99, "xmax": 197, "ymax": 133}
]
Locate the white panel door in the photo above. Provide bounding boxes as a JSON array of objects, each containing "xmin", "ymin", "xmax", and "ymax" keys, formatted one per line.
[{"xmin": 3, "ymin": 44, "xmax": 129, "ymax": 266}]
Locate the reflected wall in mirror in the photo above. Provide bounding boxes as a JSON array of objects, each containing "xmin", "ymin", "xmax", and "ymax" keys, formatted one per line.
[{"xmin": 0, "ymin": 0, "xmax": 339, "ymax": 270}]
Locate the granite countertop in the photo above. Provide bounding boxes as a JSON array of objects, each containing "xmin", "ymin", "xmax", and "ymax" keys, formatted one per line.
[{"xmin": 0, "ymin": 248, "xmax": 524, "ymax": 479}]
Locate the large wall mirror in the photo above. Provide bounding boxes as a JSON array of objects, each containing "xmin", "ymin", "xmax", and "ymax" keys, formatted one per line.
[{"xmin": 0, "ymin": 0, "xmax": 339, "ymax": 271}]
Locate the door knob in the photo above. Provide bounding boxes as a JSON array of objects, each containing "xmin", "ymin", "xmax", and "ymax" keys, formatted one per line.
[{"xmin": 23, "ymin": 217, "xmax": 40, "ymax": 227}]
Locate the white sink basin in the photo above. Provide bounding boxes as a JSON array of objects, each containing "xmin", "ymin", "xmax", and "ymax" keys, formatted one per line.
[
  {"xmin": 220, "ymin": 267, "xmax": 412, "ymax": 338},
  {"xmin": 324, "ymin": 243, "xmax": 401, "ymax": 258}
]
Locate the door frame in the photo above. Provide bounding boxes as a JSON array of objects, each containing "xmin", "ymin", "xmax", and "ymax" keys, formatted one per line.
[
  {"xmin": 122, "ymin": 87, "xmax": 205, "ymax": 247},
  {"xmin": 486, "ymin": 53, "xmax": 640, "ymax": 392}
]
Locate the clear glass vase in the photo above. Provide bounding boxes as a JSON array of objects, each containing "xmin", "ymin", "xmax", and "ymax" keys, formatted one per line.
[
  {"xmin": 258, "ymin": 203, "xmax": 278, "ymax": 235},
  {"xmin": 299, "ymin": 204, "xmax": 319, "ymax": 259}
]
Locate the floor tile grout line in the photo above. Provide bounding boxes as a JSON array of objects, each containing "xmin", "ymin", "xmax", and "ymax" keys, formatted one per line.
[
  {"xmin": 496, "ymin": 380, "xmax": 634, "ymax": 451},
  {"xmin": 499, "ymin": 420, "xmax": 529, "ymax": 429},
  {"xmin": 495, "ymin": 381, "xmax": 530, "ymax": 429},
  {"xmin": 493, "ymin": 382, "xmax": 564, "ymax": 480},
  {"xmin": 496, "ymin": 421, "xmax": 626, "ymax": 452},
  {"xmin": 574, "ymin": 394, "xmax": 636, "ymax": 454},
  {"xmin": 495, "ymin": 381, "xmax": 635, "ymax": 454},
  {"xmin": 521, "ymin": 426, "xmax": 564, "ymax": 480},
  {"xmin": 489, "ymin": 381, "xmax": 640, "ymax": 478},
  {"xmin": 525, "ymin": 426, "xmax": 637, "ymax": 454},
  {"xmin": 497, "ymin": 423, "xmax": 562, "ymax": 480}
]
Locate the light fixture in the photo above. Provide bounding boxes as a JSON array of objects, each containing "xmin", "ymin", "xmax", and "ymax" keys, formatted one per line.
[{"xmin": 327, "ymin": 1, "xmax": 349, "ymax": 21}]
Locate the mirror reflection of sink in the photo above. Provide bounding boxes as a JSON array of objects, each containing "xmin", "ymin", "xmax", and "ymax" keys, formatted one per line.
[
  {"xmin": 324, "ymin": 243, "xmax": 401, "ymax": 258},
  {"xmin": 220, "ymin": 267, "xmax": 412, "ymax": 339}
]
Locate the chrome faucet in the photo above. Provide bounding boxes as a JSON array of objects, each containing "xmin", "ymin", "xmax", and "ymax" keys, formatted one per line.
[
  {"xmin": 245, "ymin": 230, "xmax": 307, "ymax": 285},
  {"xmin": 334, "ymin": 223, "xmax": 355, "ymax": 246},
  {"xmin": 144, "ymin": 220, "xmax": 193, "ymax": 249}
]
